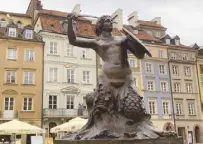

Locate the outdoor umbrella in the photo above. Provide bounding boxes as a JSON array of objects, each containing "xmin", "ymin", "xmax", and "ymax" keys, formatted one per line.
[
  {"xmin": 0, "ymin": 119, "xmax": 45, "ymax": 135},
  {"xmin": 50, "ymin": 117, "xmax": 87, "ymax": 133}
]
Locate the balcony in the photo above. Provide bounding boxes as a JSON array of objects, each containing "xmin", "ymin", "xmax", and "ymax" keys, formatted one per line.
[
  {"xmin": 43, "ymin": 109, "xmax": 88, "ymax": 118},
  {"xmin": 0, "ymin": 111, "xmax": 18, "ymax": 120}
]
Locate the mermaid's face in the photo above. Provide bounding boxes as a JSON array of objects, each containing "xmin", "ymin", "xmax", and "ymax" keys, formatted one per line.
[{"xmin": 102, "ymin": 17, "xmax": 113, "ymax": 32}]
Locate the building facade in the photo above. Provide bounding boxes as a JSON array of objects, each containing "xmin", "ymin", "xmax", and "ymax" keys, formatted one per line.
[
  {"xmin": 0, "ymin": 20, "xmax": 44, "ymax": 127},
  {"xmin": 167, "ymin": 37, "xmax": 203, "ymax": 143},
  {"xmin": 125, "ymin": 12, "xmax": 174, "ymax": 131},
  {"xmin": 141, "ymin": 43, "xmax": 173, "ymax": 130},
  {"xmin": 33, "ymin": 9, "xmax": 97, "ymax": 137}
]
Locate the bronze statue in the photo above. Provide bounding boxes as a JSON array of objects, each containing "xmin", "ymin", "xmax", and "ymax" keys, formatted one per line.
[{"xmin": 66, "ymin": 13, "xmax": 175, "ymax": 140}]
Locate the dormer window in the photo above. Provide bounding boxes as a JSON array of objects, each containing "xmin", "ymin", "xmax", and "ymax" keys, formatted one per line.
[
  {"xmin": 50, "ymin": 24, "xmax": 54, "ymax": 31},
  {"xmin": 0, "ymin": 18, "xmax": 6, "ymax": 27},
  {"xmin": 25, "ymin": 29, "xmax": 33, "ymax": 39},
  {"xmin": 155, "ymin": 31, "xmax": 161, "ymax": 38},
  {"xmin": 166, "ymin": 39, "xmax": 170, "ymax": 45},
  {"xmin": 175, "ymin": 39, "xmax": 180, "ymax": 45},
  {"xmin": 17, "ymin": 21, "xmax": 23, "ymax": 28},
  {"xmin": 8, "ymin": 28, "xmax": 16, "ymax": 37}
]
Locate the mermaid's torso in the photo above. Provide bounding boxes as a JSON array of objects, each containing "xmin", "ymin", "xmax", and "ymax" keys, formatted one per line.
[{"xmin": 97, "ymin": 37, "xmax": 132, "ymax": 87}]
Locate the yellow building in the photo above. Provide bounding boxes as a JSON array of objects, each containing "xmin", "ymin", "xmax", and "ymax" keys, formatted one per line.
[
  {"xmin": 0, "ymin": 11, "xmax": 32, "ymax": 28},
  {"xmin": 0, "ymin": 20, "xmax": 44, "ymax": 127}
]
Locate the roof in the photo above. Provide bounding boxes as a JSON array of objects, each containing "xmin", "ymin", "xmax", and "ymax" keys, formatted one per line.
[
  {"xmin": 164, "ymin": 34, "xmax": 171, "ymax": 39},
  {"xmin": 124, "ymin": 24, "xmax": 160, "ymax": 42},
  {"xmin": 138, "ymin": 20, "xmax": 166, "ymax": 30},
  {"xmin": 0, "ymin": 27, "xmax": 43, "ymax": 43},
  {"xmin": 0, "ymin": 11, "xmax": 31, "ymax": 18},
  {"xmin": 38, "ymin": 14, "xmax": 122, "ymax": 37},
  {"xmin": 40, "ymin": 15, "xmax": 63, "ymax": 33},
  {"xmin": 76, "ymin": 22, "xmax": 122, "ymax": 38},
  {"xmin": 172, "ymin": 35, "xmax": 180, "ymax": 40},
  {"xmin": 135, "ymin": 31, "xmax": 161, "ymax": 42},
  {"xmin": 39, "ymin": 9, "xmax": 68, "ymax": 18}
]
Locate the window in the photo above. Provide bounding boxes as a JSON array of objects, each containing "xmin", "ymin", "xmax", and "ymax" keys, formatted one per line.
[
  {"xmin": 160, "ymin": 81, "xmax": 167, "ymax": 91},
  {"xmin": 49, "ymin": 42, "xmax": 57, "ymax": 54},
  {"xmin": 67, "ymin": 44, "xmax": 73, "ymax": 56},
  {"xmin": 7, "ymin": 48, "xmax": 17, "ymax": 60},
  {"xmin": 66, "ymin": 95, "xmax": 74, "ymax": 109},
  {"xmin": 6, "ymin": 71, "xmax": 16, "ymax": 83},
  {"xmin": 23, "ymin": 98, "xmax": 32, "ymax": 111},
  {"xmin": 149, "ymin": 100, "xmax": 156, "ymax": 114},
  {"xmin": 82, "ymin": 49, "xmax": 88, "ymax": 58},
  {"xmin": 147, "ymin": 31, "xmax": 152, "ymax": 35},
  {"xmin": 83, "ymin": 71, "xmax": 90, "ymax": 83},
  {"xmin": 155, "ymin": 31, "xmax": 161, "ymax": 38},
  {"xmin": 17, "ymin": 21, "xmax": 23, "ymax": 28},
  {"xmin": 186, "ymin": 83, "xmax": 192, "ymax": 93},
  {"xmin": 159, "ymin": 65, "xmax": 165, "ymax": 74},
  {"xmin": 25, "ymin": 29, "xmax": 33, "ymax": 39},
  {"xmin": 166, "ymin": 39, "xmax": 170, "ymax": 45},
  {"xmin": 171, "ymin": 52, "xmax": 176, "ymax": 59},
  {"xmin": 176, "ymin": 103, "xmax": 183, "ymax": 115},
  {"xmin": 25, "ymin": 50, "xmax": 34, "ymax": 61},
  {"xmin": 8, "ymin": 28, "xmax": 16, "ymax": 37},
  {"xmin": 49, "ymin": 95, "xmax": 57, "ymax": 109},
  {"xmin": 172, "ymin": 65, "xmax": 179, "ymax": 75},
  {"xmin": 162, "ymin": 102, "xmax": 169, "ymax": 114},
  {"xmin": 175, "ymin": 40, "xmax": 180, "ymax": 45},
  {"xmin": 147, "ymin": 81, "xmax": 154, "ymax": 91},
  {"xmin": 146, "ymin": 63, "xmax": 152, "ymax": 73},
  {"xmin": 129, "ymin": 59, "xmax": 137, "ymax": 67},
  {"xmin": 4, "ymin": 97, "xmax": 14, "ymax": 110},
  {"xmin": 24, "ymin": 72, "xmax": 34, "ymax": 84},
  {"xmin": 188, "ymin": 103, "xmax": 195, "ymax": 115},
  {"xmin": 0, "ymin": 19, "xmax": 6, "ymax": 27},
  {"xmin": 184, "ymin": 67, "xmax": 191, "ymax": 76},
  {"xmin": 174, "ymin": 83, "xmax": 180, "ymax": 92},
  {"xmin": 67, "ymin": 70, "xmax": 74, "ymax": 83},
  {"xmin": 158, "ymin": 50, "xmax": 164, "ymax": 58},
  {"xmin": 182, "ymin": 53, "xmax": 188, "ymax": 60},
  {"xmin": 49, "ymin": 68, "xmax": 58, "ymax": 82}
]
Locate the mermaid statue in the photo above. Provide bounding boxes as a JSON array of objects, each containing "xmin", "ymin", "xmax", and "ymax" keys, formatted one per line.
[{"xmin": 66, "ymin": 13, "xmax": 176, "ymax": 140}]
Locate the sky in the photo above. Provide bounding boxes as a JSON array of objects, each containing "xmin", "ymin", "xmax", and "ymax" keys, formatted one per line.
[{"xmin": 0, "ymin": 0, "xmax": 202, "ymax": 46}]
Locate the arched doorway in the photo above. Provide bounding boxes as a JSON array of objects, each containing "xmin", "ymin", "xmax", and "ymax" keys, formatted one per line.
[
  {"xmin": 195, "ymin": 126, "xmax": 201, "ymax": 143},
  {"xmin": 49, "ymin": 122, "xmax": 57, "ymax": 138}
]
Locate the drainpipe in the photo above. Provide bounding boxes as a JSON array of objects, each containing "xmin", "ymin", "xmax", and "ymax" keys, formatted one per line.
[
  {"xmin": 195, "ymin": 57, "xmax": 203, "ymax": 118},
  {"xmin": 41, "ymin": 41, "xmax": 45, "ymax": 129},
  {"xmin": 167, "ymin": 49, "xmax": 176, "ymax": 132}
]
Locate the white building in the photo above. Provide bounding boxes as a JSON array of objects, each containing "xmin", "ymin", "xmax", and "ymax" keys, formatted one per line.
[{"xmin": 34, "ymin": 6, "xmax": 96, "ymax": 137}]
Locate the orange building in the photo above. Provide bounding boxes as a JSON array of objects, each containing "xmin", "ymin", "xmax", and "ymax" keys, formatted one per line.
[{"xmin": 0, "ymin": 20, "xmax": 44, "ymax": 127}]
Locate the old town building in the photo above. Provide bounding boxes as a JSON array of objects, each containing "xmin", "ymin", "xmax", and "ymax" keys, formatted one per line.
[
  {"xmin": 33, "ymin": 6, "xmax": 98, "ymax": 137},
  {"xmin": 0, "ymin": 17, "xmax": 44, "ymax": 127}
]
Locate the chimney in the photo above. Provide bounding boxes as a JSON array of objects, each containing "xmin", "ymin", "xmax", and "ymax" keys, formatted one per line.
[
  {"xmin": 72, "ymin": 4, "xmax": 81, "ymax": 14},
  {"xmin": 26, "ymin": 0, "xmax": 42, "ymax": 23},
  {"xmin": 151, "ymin": 17, "xmax": 161, "ymax": 25},
  {"xmin": 111, "ymin": 8, "xmax": 123, "ymax": 30},
  {"xmin": 128, "ymin": 11, "xmax": 138, "ymax": 27}
]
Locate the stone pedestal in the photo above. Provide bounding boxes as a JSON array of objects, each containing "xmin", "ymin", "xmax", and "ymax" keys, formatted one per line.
[{"xmin": 54, "ymin": 137, "xmax": 183, "ymax": 144}]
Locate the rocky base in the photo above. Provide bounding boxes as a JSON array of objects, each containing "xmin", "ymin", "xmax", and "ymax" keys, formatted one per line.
[{"xmin": 54, "ymin": 137, "xmax": 183, "ymax": 144}]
